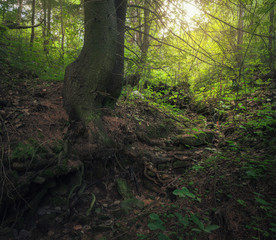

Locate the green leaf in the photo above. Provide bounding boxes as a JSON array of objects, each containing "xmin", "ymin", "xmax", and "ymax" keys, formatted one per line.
[
  {"xmin": 148, "ymin": 222, "xmax": 165, "ymax": 231},
  {"xmin": 237, "ymin": 199, "xmax": 246, "ymax": 206},
  {"xmin": 191, "ymin": 214, "xmax": 204, "ymax": 230},
  {"xmin": 158, "ymin": 233, "xmax": 171, "ymax": 240},
  {"xmin": 204, "ymin": 225, "xmax": 220, "ymax": 233},
  {"xmin": 173, "ymin": 187, "xmax": 196, "ymax": 199},
  {"xmin": 149, "ymin": 213, "xmax": 161, "ymax": 220},
  {"xmin": 255, "ymin": 197, "xmax": 270, "ymax": 206},
  {"xmin": 148, "ymin": 213, "xmax": 165, "ymax": 231},
  {"xmin": 174, "ymin": 212, "xmax": 189, "ymax": 227}
]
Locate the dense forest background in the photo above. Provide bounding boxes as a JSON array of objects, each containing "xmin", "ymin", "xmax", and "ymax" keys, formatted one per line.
[
  {"xmin": 0, "ymin": 0, "xmax": 275, "ymax": 239},
  {"xmin": 1, "ymin": 0, "xmax": 275, "ymax": 90}
]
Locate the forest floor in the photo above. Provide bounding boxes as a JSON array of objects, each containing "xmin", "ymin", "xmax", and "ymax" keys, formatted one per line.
[{"xmin": 0, "ymin": 77, "xmax": 275, "ymax": 240}]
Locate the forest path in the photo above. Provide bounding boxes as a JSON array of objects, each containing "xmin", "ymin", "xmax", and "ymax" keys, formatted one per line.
[{"xmin": 0, "ymin": 79, "xmax": 274, "ymax": 240}]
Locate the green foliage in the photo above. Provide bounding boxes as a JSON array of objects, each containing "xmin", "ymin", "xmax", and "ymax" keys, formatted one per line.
[
  {"xmin": 144, "ymin": 187, "xmax": 219, "ymax": 239},
  {"xmin": 245, "ymin": 192, "xmax": 276, "ymax": 239},
  {"xmin": 173, "ymin": 187, "xmax": 196, "ymax": 199},
  {"xmin": 11, "ymin": 142, "xmax": 35, "ymax": 161},
  {"xmin": 148, "ymin": 213, "xmax": 166, "ymax": 231},
  {"xmin": 11, "ymin": 138, "xmax": 51, "ymax": 162}
]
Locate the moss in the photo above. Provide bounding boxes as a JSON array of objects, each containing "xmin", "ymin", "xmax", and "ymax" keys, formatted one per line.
[
  {"xmin": 173, "ymin": 160, "xmax": 189, "ymax": 169},
  {"xmin": 56, "ymin": 161, "xmax": 69, "ymax": 176},
  {"xmin": 146, "ymin": 122, "xmax": 171, "ymax": 139},
  {"xmin": 172, "ymin": 131, "xmax": 215, "ymax": 147},
  {"xmin": 52, "ymin": 140, "xmax": 64, "ymax": 154},
  {"xmin": 11, "ymin": 142, "xmax": 35, "ymax": 162},
  {"xmin": 42, "ymin": 168, "xmax": 55, "ymax": 178},
  {"xmin": 51, "ymin": 196, "xmax": 67, "ymax": 207}
]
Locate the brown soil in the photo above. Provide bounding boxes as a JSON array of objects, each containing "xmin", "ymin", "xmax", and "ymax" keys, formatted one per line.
[{"xmin": 0, "ymin": 79, "xmax": 275, "ymax": 240}]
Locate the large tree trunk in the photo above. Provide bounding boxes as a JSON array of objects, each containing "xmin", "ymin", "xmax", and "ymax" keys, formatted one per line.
[{"xmin": 63, "ymin": 0, "xmax": 127, "ymax": 124}]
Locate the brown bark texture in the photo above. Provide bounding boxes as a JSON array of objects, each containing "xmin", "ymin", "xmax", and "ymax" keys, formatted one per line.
[{"xmin": 63, "ymin": 0, "xmax": 127, "ymax": 123}]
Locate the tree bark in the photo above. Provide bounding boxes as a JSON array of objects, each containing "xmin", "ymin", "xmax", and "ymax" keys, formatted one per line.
[
  {"xmin": 268, "ymin": 7, "xmax": 275, "ymax": 73},
  {"xmin": 30, "ymin": 0, "xmax": 36, "ymax": 47},
  {"xmin": 59, "ymin": 0, "xmax": 65, "ymax": 60},
  {"xmin": 63, "ymin": 0, "xmax": 127, "ymax": 124},
  {"xmin": 16, "ymin": 0, "xmax": 23, "ymax": 25},
  {"xmin": 42, "ymin": 0, "xmax": 47, "ymax": 52},
  {"xmin": 236, "ymin": 2, "xmax": 244, "ymax": 69},
  {"xmin": 44, "ymin": 0, "xmax": 52, "ymax": 54},
  {"xmin": 47, "ymin": 0, "xmax": 51, "ymax": 36},
  {"xmin": 140, "ymin": 1, "xmax": 150, "ymax": 65}
]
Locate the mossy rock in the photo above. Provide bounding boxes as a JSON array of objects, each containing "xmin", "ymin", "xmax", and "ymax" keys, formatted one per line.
[
  {"xmin": 157, "ymin": 163, "xmax": 170, "ymax": 170},
  {"xmin": 146, "ymin": 123, "xmax": 168, "ymax": 139},
  {"xmin": 173, "ymin": 160, "xmax": 190, "ymax": 169},
  {"xmin": 172, "ymin": 131, "xmax": 215, "ymax": 147}
]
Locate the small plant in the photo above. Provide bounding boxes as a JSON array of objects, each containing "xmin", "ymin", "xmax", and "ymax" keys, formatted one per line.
[
  {"xmin": 144, "ymin": 187, "xmax": 220, "ymax": 239},
  {"xmin": 11, "ymin": 142, "xmax": 35, "ymax": 161},
  {"xmin": 237, "ymin": 199, "xmax": 246, "ymax": 206},
  {"xmin": 148, "ymin": 213, "xmax": 166, "ymax": 231},
  {"xmin": 173, "ymin": 186, "xmax": 201, "ymax": 202},
  {"xmin": 190, "ymin": 213, "xmax": 220, "ymax": 233}
]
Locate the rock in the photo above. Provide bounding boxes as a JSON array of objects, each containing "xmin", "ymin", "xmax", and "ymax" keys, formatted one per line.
[
  {"xmin": 132, "ymin": 90, "xmax": 144, "ymax": 99},
  {"xmin": 173, "ymin": 160, "xmax": 189, "ymax": 169},
  {"xmin": 0, "ymin": 227, "xmax": 14, "ymax": 240},
  {"xmin": 33, "ymin": 176, "xmax": 46, "ymax": 184},
  {"xmin": 172, "ymin": 131, "xmax": 215, "ymax": 147},
  {"xmin": 50, "ymin": 182, "xmax": 68, "ymax": 196},
  {"xmin": 120, "ymin": 198, "xmax": 144, "ymax": 210},
  {"xmin": 37, "ymin": 206, "xmax": 48, "ymax": 215},
  {"xmin": 18, "ymin": 229, "xmax": 31, "ymax": 240},
  {"xmin": 157, "ymin": 163, "xmax": 170, "ymax": 170},
  {"xmin": 113, "ymin": 200, "xmax": 121, "ymax": 205}
]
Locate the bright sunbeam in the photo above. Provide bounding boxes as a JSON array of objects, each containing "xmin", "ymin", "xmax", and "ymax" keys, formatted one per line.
[
  {"xmin": 183, "ymin": 1, "xmax": 201, "ymax": 25},
  {"xmin": 162, "ymin": 0, "xmax": 202, "ymax": 33}
]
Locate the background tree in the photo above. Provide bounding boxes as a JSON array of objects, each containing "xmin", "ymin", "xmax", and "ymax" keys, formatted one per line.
[{"xmin": 30, "ymin": 0, "xmax": 35, "ymax": 47}]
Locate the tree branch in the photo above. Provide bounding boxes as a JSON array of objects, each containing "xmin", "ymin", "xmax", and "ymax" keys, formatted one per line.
[{"xmin": 0, "ymin": 21, "xmax": 43, "ymax": 31}]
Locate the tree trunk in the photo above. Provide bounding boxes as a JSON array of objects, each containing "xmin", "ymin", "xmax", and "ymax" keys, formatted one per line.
[
  {"xmin": 59, "ymin": 0, "xmax": 65, "ymax": 60},
  {"xmin": 42, "ymin": 0, "xmax": 47, "ymax": 52},
  {"xmin": 63, "ymin": 0, "xmax": 127, "ymax": 124},
  {"xmin": 128, "ymin": 1, "xmax": 151, "ymax": 85},
  {"xmin": 139, "ymin": 1, "xmax": 151, "ymax": 80},
  {"xmin": 237, "ymin": 2, "xmax": 244, "ymax": 69},
  {"xmin": 140, "ymin": 1, "xmax": 150, "ymax": 64},
  {"xmin": 44, "ymin": 0, "xmax": 52, "ymax": 54},
  {"xmin": 30, "ymin": 0, "xmax": 35, "ymax": 47},
  {"xmin": 268, "ymin": 6, "xmax": 275, "ymax": 73},
  {"xmin": 47, "ymin": 0, "xmax": 51, "ymax": 36},
  {"xmin": 16, "ymin": 0, "xmax": 23, "ymax": 25}
]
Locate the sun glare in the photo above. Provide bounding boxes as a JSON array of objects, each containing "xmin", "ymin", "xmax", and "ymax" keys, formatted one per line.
[
  {"xmin": 183, "ymin": 1, "xmax": 201, "ymax": 25},
  {"xmin": 161, "ymin": 0, "xmax": 202, "ymax": 35}
]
